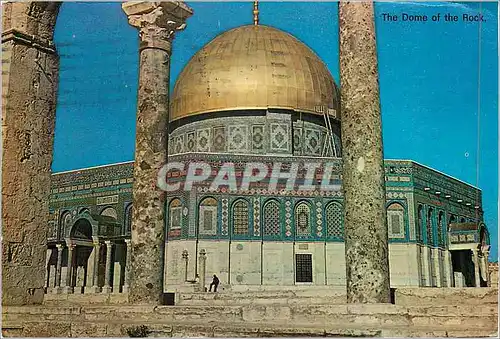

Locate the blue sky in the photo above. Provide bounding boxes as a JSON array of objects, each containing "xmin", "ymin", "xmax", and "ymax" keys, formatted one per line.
[{"xmin": 52, "ymin": 2, "xmax": 498, "ymax": 260}]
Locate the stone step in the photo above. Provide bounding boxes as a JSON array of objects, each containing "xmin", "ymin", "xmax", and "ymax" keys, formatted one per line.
[
  {"xmin": 177, "ymin": 293, "xmax": 346, "ymax": 305},
  {"xmin": 395, "ymin": 287, "xmax": 498, "ymax": 306},
  {"xmin": 3, "ymin": 304, "xmax": 497, "ymax": 330},
  {"xmin": 3, "ymin": 319, "xmax": 498, "ymax": 338}
]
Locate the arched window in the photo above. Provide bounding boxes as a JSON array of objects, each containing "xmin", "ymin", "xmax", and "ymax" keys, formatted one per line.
[
  {"xmin": 426, "ymin": 208, "xmax": 435, "ymax": 246},
  {"xmin": 60, "ymin": 211, "xmax": 72, "ymax": 238},
  {"xmin": 263, "ymin": 200, "xmax": 281, "ymax": 236},
  {"xmin": 232, "ymin": 200, "xmax": 249, "ymax": 235},
  {"xmin": 325, "ymin": 202, "xmax": 343, "ymax": 238},
  {"xmin": 448, "ymin": 214, "xmax": 456, "ymax": 231},
  {"xmin": 295, "ymin": 202, "xmax": 311, "ymax": 236},
  {"xmin": 199, "ymin": 197, "xmax": 218, "ymax": 235},
  {"xmin": 169, "ymin": 199, "xmax": 182, "ymax": 230},
  {"xmin": 124, "ymin": 203, "xmax": 132, "ymax": 234},
  {"xmin": 78, "ymin": 207, "xmax": 90, "ymax": 215},
  {"xmin": 437, "ymin": 211, "xmax": 445, "ymax": 246},
  {"xmin": 70, "ymin": 219, "xmax": 93, "ymax": 240},
  {"xmin": 100, "ymin": 207, "xmax": 117, "ymax": 220},
  {"xmin": 387, "ymin": 203, "xmax": 405, "ymax": 237},
  {"xmin": 416, "ymin": 205, "xmax": 424, "ymax": 243}
]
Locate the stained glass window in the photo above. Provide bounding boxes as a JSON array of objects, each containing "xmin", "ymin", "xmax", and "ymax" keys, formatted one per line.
[
  {"xmin": 199, "ymin": 197, "xmax": 217, "ymax": 235},
  {"xmin": 295, "ymin": 202, "xmax": 311, "ymax": 236},
  {"xmin": 232, "ymin": 200, "xmax": 249, "ymax": 235},
  {"xmin": 326, "ymin": 202, "xmax": 343, "ymax": 238},
  {"xmin": 417, "ymin": 205, "xmax": 424, "ymax": 243},
  {"xmin": 387, "ymin": 203, "xmax": 404, "ymax": 237},
  {"xmin": 437, "ymin": 212, "xmax": 445, "ymax": 246},
  {"xmin": 169, "ymin": 199, "xmax": 182, "ymax": 230},
  {"xmin": 263, "ymin": 200, "xmax": 281, "ymax": 236},
  {"xmin": 427, "ymin": 208, "xmax": 435, "ymax": 246}
]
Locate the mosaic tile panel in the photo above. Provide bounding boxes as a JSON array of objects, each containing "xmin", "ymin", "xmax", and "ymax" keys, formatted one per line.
[
  {"xmin": 304, "ymin": 128, "xmax": 321, "ymax": 155},
  {"xmin": 285, "ymin": 199, "xmax": 292, "ymax": 237},
  {"xmin": 270, "ymin": 123, "xmax": 289, "ymax": 152},
  {"xmin": 293, "ymin": 127, "xmax": 303, "ymax": 154},
  {"xmin": 228, "ymin": 125, "xmax": 248, "ymax": 152},
  {"xmin": 315, "ymin": 201, "xmax": 323, "ymax": 237},
  {"xmin": 186, "ymin": 132, "xmax": 196, "ymax": 152},
  {"xmin": 213, "ymin": 126, "xmax": 226, "ymax": 152},
  {"xmin": 174, "ymin": 135, "xmax": 185, "ymax": 154},
  {"xmin": 197, "ymin": 128, "xmax": 211, "ymax": 152},
  {"xmin": 251, "ymin": 125, "xmax": 265, "ymax": 152},
  {"xmin": 188, "ymin": 189, "xmax": 196, "ymax": 236},
  {"xmin": 221, "ymin": 198, "xmax": 229, "ymax": 236},
  {"xmin": 253, "ymin": 197, "xmax": 260, "ymax": 236}
]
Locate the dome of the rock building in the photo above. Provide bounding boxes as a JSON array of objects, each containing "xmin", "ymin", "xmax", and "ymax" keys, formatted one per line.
[{"xmin": 170, "ymin": 25, "xmax": 338, "ymax": 122}]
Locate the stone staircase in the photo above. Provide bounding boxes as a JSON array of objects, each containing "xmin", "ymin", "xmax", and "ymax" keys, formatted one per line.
[{"xmin": 2, "ymin": 287, "xmax": 498, "ymax": 337}]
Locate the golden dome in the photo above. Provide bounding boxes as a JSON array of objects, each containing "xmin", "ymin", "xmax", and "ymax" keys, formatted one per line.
[{"xmin": 170, "ymin": 25, "xmax": 338, "ymax": 122}]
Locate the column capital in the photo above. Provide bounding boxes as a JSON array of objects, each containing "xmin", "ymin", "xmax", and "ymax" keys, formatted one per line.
[
  {"xmin": 105, "ymin": 240, "xmax": 113, "ymax": 247},
  {"xmin": 122, "ymin": 1, "xmax": 193, "ymax": 52},
  {"xmin": 124, "ymin": 238, "xmax": 131, "ymax": 245},
  {"xmin": 56, "ymin": 243, "xmax": 64, "ymax": 250}
]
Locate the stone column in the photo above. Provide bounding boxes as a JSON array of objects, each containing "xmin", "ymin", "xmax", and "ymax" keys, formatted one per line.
[
  {"xmin": 339, "ymin": 2, "xmax": 390, "ymax": 303},
  {"xmin": 87, "ymin": 240, "xmax": 101, "ymax": 293},
  {"xmin": 199, "ymin": 249, "xmax": 207, "ymax": 292},
  {"xmin": 122, "ymin": 1, "xmax": 193, "ymax": 304},
  {"xmin": 2, "ymin": 2, "xmax": 61, "ymax": 306},
  {"xmin": 63, "ymin": 244, "xmax": 75, "ymax": 294},
  {"xmin": 182, "ymin": 250, "xmax": 189, "ymax": 282},
  {"xmin": 53, "ymin": 244, "xmax": 64, "ymax": 293},
  {"xmin": 103, "ymin": 241, "xmax": 113, "ymax": 293},
  {"xmin": 45, "ymin": 249, "xmax": 52, "ymax": 289},
  {"xmin": 123, "ymin": 239, "xmax": 132, "ymax": 293},
  {"xmin": 471, "ymin": 248, "xmax": 481, "ymax": 287}
]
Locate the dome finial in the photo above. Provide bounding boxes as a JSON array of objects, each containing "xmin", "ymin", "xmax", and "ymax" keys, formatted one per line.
[{"xmin": 253, "ymin": 0, "xmax": 259, "ymax": 25}]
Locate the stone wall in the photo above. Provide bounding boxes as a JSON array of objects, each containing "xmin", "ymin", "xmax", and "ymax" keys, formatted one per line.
[{"xmin": 165, "ymin": 241, "xmax": 437, "ymax": 290}]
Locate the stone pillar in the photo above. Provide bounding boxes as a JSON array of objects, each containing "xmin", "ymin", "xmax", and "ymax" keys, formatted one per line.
[
  {"xmin": 443, "ymin": 250, "xmax": 452, "ymax": 287},
  {"xmin": 338, "ymin": 2, "xmax": 390, "ymax": 303},
  {"xmin": 63, "ymin": 244, "xmax": 75, "ymax": 294},
  {"xmin": 86, "ymin": 240, "xmax": 101, "ymax": 293},
  {"xmin": 182, "ymin": 250, "xmax": 189, "ymax": 282},
  {"xmin": 121, "ymin": 1, "xmax": 192, "ymax": 304},
  {"xmin": 54, "ymin": 244, "xmax": 63, "ymax": 292},
  {"xmin": 421, "ymin": 246, "xmax": 430, "ymax": 286},
  {"xmin": 45, "ymin": 249, "xmax": 52, "ymax": 289},
  {"xmin": 471, "ymin": 248, "xmax": 481, "ymax": 287},
  {"xmin": 2, "ymin": 2, "xmax": 61, "ymax": 306},
  {"xmin": 433, "ymin": 248, "xmax": 441, "ymax": 287},
  {"xmin": 199, "ymin": 249, "xmax": 207, "ymax": 292},
  {"xmin": 103, "ymin": 241, "xmax": 113, "ymax": 293},
  {"xmin": 483, "ymin": 250, "xmax": 490, "ymax": 287},
  {"xmin": 123, "ymin": 239, "xmax": 131, "ymax": 293}
]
